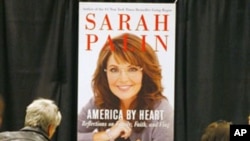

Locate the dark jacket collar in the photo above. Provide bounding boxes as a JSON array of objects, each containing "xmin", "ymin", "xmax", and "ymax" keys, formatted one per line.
[{"xmin": 20, "ymin": 126, "xmax": 50, "ymax": 141}]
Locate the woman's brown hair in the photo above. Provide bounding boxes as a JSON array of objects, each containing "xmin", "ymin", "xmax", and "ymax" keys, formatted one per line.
[{"xmin": 91, "ymin": 33, "xmax": 166, "ymax": 132}]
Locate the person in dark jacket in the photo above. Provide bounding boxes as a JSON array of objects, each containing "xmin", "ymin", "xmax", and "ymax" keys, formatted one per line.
[{"xmin": 0, "ymin": 98, "xmax": 62, "ymax": 141}]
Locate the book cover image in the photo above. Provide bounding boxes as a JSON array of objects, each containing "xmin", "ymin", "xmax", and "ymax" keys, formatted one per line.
[{"xmin": 77, "ymin": 2, "xmax": 176, "ymax": 141}]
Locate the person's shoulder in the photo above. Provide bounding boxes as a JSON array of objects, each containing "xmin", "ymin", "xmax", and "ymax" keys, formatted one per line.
[
  {"xmin": 0, "ymin": 130, "xmax": 49, "ymax": 141},
  {"xmin": 0, "ymin": 130, "xmax": 15, "ymax": 137},
  {"xmin": 79, "ymin": 97, "xmax": 97, "ymax": 114},
  {"xmin": 154, "ymin": 98, "xmax": 173, "ymax": 111},
  {"xmin": 0, "ymin": 131, "xmax": 21, "ymax": 140},
  {"xmin": 85, "ymin": 97, "xmax": 97, "ymax": 108}
]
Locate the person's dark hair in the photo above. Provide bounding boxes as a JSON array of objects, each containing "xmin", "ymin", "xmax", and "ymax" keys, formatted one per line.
[
  {"xmin": 91, "ymin": 33, "xmax": 166, "ymax": 132},
  {"xmin": 201, "ymin": 120, "xmax": 231, "ymax": 141}
]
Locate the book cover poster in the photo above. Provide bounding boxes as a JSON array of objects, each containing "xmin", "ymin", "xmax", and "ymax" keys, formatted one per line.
[{"xmin": 78, "ymin": 2, "xmax": 176, "ymax": 141}]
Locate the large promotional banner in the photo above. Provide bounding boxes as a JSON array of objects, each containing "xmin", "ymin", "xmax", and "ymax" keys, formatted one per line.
[{"xmin": 77, "ymin": 2, "xmax": 176, "ymax": 141}]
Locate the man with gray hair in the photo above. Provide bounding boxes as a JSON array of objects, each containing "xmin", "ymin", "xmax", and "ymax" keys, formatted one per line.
[{"xmin": 0, "ymin": 98, "xmax": 62, "ymax": 141}]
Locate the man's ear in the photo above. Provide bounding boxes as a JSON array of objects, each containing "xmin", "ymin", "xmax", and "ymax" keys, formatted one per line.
[{"xmin": 48, "ymin": 124, "xmax": 56, "ymax": 139}]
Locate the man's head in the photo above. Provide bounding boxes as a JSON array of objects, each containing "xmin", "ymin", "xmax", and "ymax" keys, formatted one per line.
[
  {"xmin": 201, "ymin": 120, "xmax": 230, "ymax": 141},
  {"xmin": 24, "ymin": 98, "xmax": 62, "ymax": 139}
]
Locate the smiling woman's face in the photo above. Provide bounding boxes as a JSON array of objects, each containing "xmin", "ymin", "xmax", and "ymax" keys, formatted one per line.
[{"xmin": 105, "ymin": 54, "xmax": 143, "ymax": 104}]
